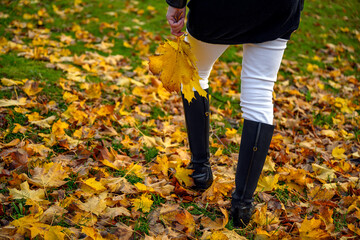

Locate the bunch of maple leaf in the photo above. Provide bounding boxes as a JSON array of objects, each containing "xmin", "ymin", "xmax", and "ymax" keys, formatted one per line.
[{"xmin": 0, "ymin": 0, "xmax": 360, "ymax": 239}]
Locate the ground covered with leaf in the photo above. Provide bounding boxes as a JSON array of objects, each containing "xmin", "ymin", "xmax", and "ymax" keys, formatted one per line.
[{"xmin": 0, "ymin": 0, "xmax": 359, "ymax": 239}]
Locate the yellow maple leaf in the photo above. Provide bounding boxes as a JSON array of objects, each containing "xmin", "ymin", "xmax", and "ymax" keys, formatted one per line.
[
  {"xmin": 21, "ymin": 162, "xmax": 69, "ymax": 188},
  {"xmin": 85, "ymin": 83, "xmax": 102, "ymax": 99},
  {"xmin": 132, "ymin": 194, "xmax": 153, "ymax": 213},
  {"xmin": 0, "ymin": 97, "xmax": 27, "ymax": 107},
  {"xmin": 1, "ymin": 77, "xmax": 24, "ymax": 86},
  {"xmin": 312, "ymin": 163, "xmax": 336, "ymax": 181},
  {"xmin": 299, "ymin": 216, "xmax": 330, "ymax": 240},
  {"xmin": 151, "ymin": 155, "xmax": 169, "ymax": 178},
  {"xmin": 82, "ymin": 178, "xmax": 107, "ymax": 192},
  {"xmin": 30, "ymin": 115, "xmax": 56, "ymax": 129},
  {"xmin": 52, "ymin": 119, "xmax": 69, "ymax": 136},
  {"xmin": 149, "ymin": 36, "xmax": 207, "ymax": 103},
  {"xmin": 253, "ymin": 204, "xmax": 280, "ymax": 226},
  {"xmin": 26, "ymin": 112, "xmax": 44, "ymax": 122},
  {"xmin": 78, "ymin": 194, "xmax": 108, "ymax": 216},
  {"xmin": 332, "ymin": 146, "xmax": 347, "ymax": 159},
  {"xmin": 22, "ymin": 80, "xmax": 43, "ymax": 96},
  {"xmin": 348, "ymin": 223, "xmax": 360, "ymax": 236},
  {"xmin": 174, "ymin": 165, "xmax": 194, "ymax": 187},
  {"xmin": 256, "ymin": 174, "xmax": 279, "ymax": 192},
  {"xmin": 43, "ymin": 226, "xmax": 66, "ymax": 240},
  {"xmin": 9, "ymin": 181, "xmax": 45, "ymax": 202},
  {"xmin": 81, "ymin": 227, "xmax": 106, "ymax": 240},
  {"xmin": 63, "ymin": 91, "xmax": 79, "ymax": 103}
]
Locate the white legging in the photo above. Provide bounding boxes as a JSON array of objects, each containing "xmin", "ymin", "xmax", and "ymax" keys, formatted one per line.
[{"xmin": 185, "ymin": 34, "xmax": 287, "ymax": 125}]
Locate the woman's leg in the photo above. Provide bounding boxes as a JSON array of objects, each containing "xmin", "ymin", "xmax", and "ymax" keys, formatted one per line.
[
  {"xmin": 182, "ymin": 33, "xmax": 228, "ymax": 190},
  {"xmin": 231, "ymin": 38, "xmax": 288, "ymax": 227}
]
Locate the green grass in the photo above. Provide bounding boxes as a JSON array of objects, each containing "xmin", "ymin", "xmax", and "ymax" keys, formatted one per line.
[
  {"xmin": 112, "ymin": 168, "xmax": 143, "ymax": 185},
  {"xmin": 143, "ymin": 146, "xmax": 158, "ymax": 163}
]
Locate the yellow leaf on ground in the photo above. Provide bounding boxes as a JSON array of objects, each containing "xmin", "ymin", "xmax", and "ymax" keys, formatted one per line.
[
  {"xmin": 26, "ymin": 112, "xmax": 43, "ymax": 121},
  {"xmin": 253, "ymin": 204, "xmax": 280, "ymax": 226},
  {"xmin": 210, "ymin": 231, "xmax": 228, "ymax": 240},
  {"xmin": 348, "ymin": 223, "xmax": 360, "ymax": 235},
  {"xmin": 23, "ymin": 80, "xmax": 43, "ymax": 96},
  {"xmin": 174, "ymin": 165, "xmax": 194, "ymax": 187},
  {"xmin": 30, "ymin": 116, "xmax": 56, "ymax": 129},
  {"xmin": 132, "ymin": 194, "xmax": 153, "ymax": 213},
  {"xmin": 82, "ymin": 178, "xmax": 107, "ymax": 192},
  {"xmin": 81, "ymin": 227, "xmax": 106, "ymax": 240},
  {"xmin": 52, "ymin": 119, "xmax": 69, "ymax": 136},
  {"xmin": 312, "ymin": 163, "xmax": 336, "ymax": 181},
  {"xmin": 0, "ymin": 97, "xmax": 27, "ymax": 107},
  {"xmin": 299, "ymin": 217, "xmax": 330, "ymax": 240},
  {"xmin": 9, "ymin": 181, "xmax": 45, "ymax": 202},
  {"xmin": 1, "ymin": 77, "xmax": 24, "ymax": 86},
  {"xmin": 63, "ymin": 91, "xmax": 79, "ymax": 103},
  {"xmin": 151, "ymin": 155, "xmax": 169, "ymax": 178},
  {"xmin": 77, "ymin": 193, "xmax": 107, "ymax": 215},
  {"xmin": 256, "ymin": 174, "xmax": 279, "ymax": 192},
  {"xmin": 320, "ymin": 129, "xmax": 337, "ymax": 138},
  {"xmin": 22, "ymin": 162, "xmax": 69, "ymax": 188},
  {"xmin": 43, "ymin": 226, "xmax": 66, "ymax": 240},
  {"xmin": 332, "ymin": 146, "xmax": 347, "ymax": 159}
]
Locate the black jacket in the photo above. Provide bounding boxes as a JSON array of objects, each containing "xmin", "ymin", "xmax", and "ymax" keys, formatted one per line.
[{"xmin": 166, "ymin": 0, "xmax": 304, "ymax": 44}]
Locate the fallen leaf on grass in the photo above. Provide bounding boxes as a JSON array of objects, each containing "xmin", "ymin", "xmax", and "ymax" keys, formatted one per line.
[
  {"xmin": 298, "ymin": 216, "xmax": 330, "ymax": 240},
  {"xmin": 0, "ymin": 98, "xmax": 27, "ymax": 107},
  {"xmin": 9, "ymin": 181, "xmax": 45, "ymax": 202},
  {"xmin": 21, "ymin": 162, "xmax": 69, "ymax": 188},
  {"xmin": 174, "ymin": 165, "xmax": 194, "ymax": 187},
  {"xmin": 132, "ymin": 194, "xmax": 153, "ymax": 213}
]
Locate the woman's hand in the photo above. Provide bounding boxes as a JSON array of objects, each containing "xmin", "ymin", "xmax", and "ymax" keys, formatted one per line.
[{"xmin": 166, "ymin": 6, "xmax": 186, "ymax": 36}]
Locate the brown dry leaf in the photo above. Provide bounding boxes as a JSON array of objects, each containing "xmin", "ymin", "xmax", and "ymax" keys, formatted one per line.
[
  {"xmin": 149, "ymin": 36, "xmax": 207, "ymax": 103},
  {"xmin": 77, "ymin": 192, "xmax": 108, "ymax": 216},
  {"xmin": 101, "ymin": 177, "xmax": 137, "ymax": 194},
  {"xmin": 201, "ymin": 207, "xmax": 228, "ymax": 230},
  {"xmin": 103, "ymin": 207, "xmax": 131, "ymax": 218}
]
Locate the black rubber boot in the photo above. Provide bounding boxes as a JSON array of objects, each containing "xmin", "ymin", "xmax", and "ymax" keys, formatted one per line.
[
  {"xmin": 231, "ymin": 119, "xmax": 274, "ymax": 228},
  {"xmin": 181, "ymin": 90, "xmax": 213, "ymax": 190}
]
